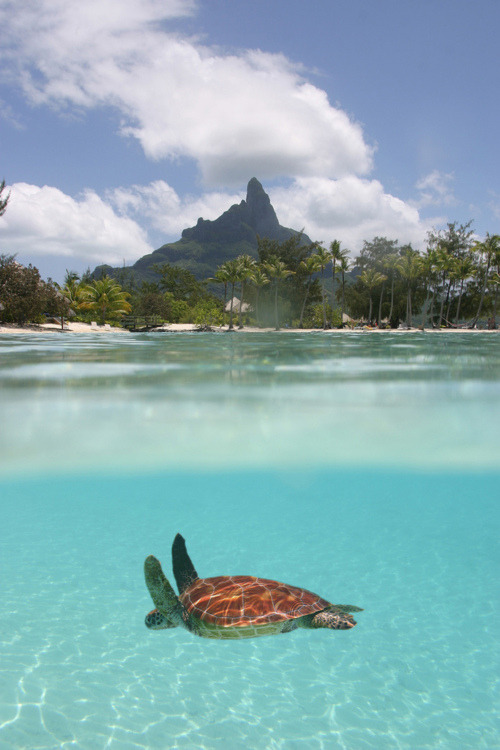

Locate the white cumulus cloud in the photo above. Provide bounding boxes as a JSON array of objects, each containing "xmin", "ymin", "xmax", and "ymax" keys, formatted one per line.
[
  {"xmin": 1, "ymin": 0, "xmax": 373, "ymax": 185},
  {"xmin": 0, "ymin": 1, "xmax": 437, "ymax": 266},
  {"xmin": 270, "ymin": 177, "xmax": 429, "ymax": 252},
  {"xmin": 0, "ymin": 183, "xmax": 153, "ymax": 264},
  {"xmin": 414, "ymin": 170, "xmax": 456, "ymax": 208},
  {"xmin": 108, "ymin": 176, "xmax": 430, "ymax": 255},
  {"xmin": 0, "ymin": 177, "xmax": 432, "ymax": 272},
  {"xmin": 108, "ymin": 181, "xmax": 242, "ymax": 237}
]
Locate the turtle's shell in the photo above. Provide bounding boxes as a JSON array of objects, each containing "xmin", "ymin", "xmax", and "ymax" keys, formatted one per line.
[{"xmin": 179, "ymin": 575, "xmax": 331, "ymax": 638}]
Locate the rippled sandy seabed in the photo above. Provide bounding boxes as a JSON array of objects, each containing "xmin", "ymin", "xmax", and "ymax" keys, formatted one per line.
[{"xmin": 0, "ymin": 331, "xmax": 498, "ymax": 749}]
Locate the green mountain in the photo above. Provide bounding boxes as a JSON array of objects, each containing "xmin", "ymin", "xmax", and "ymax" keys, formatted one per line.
[{"xmin": 94, "ymin": 178, "xmax": 311, "ymax": 284}]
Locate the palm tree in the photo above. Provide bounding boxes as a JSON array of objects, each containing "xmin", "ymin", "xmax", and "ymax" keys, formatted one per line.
[
  {"xmin": 451, "ymin": 254, "xmax": 476, "ymax": 324},
  {"xmin": 337, "ymin": 254, "xmax": 350, "ymax": 326},
  {"xmin": 397, "ymin": 250, "xmax": 421, "ymax": 328},
  {"xmin": 250, "ymin": 265, "xmax": 269, "ymax": 327},
  {"xmin": 59, "ymin": 270, "xmax": 85, "ymax": 309},
  {"xmin": 298, "ymin": 254, "xmax": 320, "ymax": 327},
  {"xmin": 314, "ymin": 245, "xmax": 331, "ymax": 328},
  {"xmin": 427, "ymin": 221, "xmax": 474, "ymax": 326},
  {"xmin": 359, "ymin": 269, "xmax": 387, "ymax": 324},
  {"xmin": 222, "ymin": 259, "xmax": 240, "ymax": 330},
  {"xmin": 435, "ymin": 246, "xmax": 455, "ymax": 327},
  {"xmin": 330, "ymin": 240, "xmax": 343, "ymax": 312},
  {"xmin": 0, "ymin": 179, "xmax": 10, "ymax": 217},
  {"xmin": 470, "ymin": 233, "xmax": 500, "ymax": 327},
  {"xmin": 380, "ymin": 252, "xmax": 399, "ymax": 325},
  {"xmin": 49, "ymin": 283, "xmax": 76, "ymax": 330},
  {"xmin": 419, "ymin": 249, "xmax": 438, "ymax": 329},
  {"xmin": 264, "ymin": 257, "xmax": 294, "ymax": 330},
  {"xmin": 212, "ymin": 265, "xmax": 230, "ymax": 326},
  {"xmin": 492, "ymin": 242, "xmax": 500, "ymax": 326},
  {"xmin": 236, "ymin": 254, "xmax": 256, "ymax": 328},
  {"xmin": 490, "ymin": 271, "xmax": 500, "ymax": 327},
  {"xmin": 79, "ymin": 275, "xmax": 132, "ymax": 325}
]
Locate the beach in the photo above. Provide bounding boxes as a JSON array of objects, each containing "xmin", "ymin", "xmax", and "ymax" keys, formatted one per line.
[{"xmin": 0, "ymin": 321, "xmax": 497, "ymax": 334}]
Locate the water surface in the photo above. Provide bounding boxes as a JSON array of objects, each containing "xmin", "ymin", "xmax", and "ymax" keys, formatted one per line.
[
  {"xmin": 0, "ymin": 331, "xmax": 498, "ymax": 749},
  {"xmin": 1, "ymin": 331, "xmax": 498, "ymax": 473}
]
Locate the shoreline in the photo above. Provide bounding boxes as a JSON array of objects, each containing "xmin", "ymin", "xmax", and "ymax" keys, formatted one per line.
[{"xmin": 0, "ymin": 321, "xmax": 497, "ymax": 335}]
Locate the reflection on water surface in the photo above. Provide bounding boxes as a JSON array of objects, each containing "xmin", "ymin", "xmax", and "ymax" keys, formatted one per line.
[{"xmin": 0, "ymin": 331, "xmax": 498, "ymax": 474}]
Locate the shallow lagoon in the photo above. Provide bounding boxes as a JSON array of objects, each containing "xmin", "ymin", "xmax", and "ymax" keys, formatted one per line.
[{"xmin": 0, "ymin": 331, "xmax": 499, "ymax": 749}]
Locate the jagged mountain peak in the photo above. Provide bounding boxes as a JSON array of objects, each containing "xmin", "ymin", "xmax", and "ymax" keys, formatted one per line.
[
  {"xmin": 245, "ymin": 177, "xmax": 280, "ymax": 236},
  {"xmin": 181, "ymin": 178, "xmax": 280, "ymax": 243},
  {"xmin": 94, "ymin": 179, "xmax": 310, "ymax": 282}
]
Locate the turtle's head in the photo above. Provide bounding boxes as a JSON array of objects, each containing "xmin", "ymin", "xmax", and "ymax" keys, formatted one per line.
[{"xmin": 145, "ymin": 608, "xmax": 178, "ymax": 630}]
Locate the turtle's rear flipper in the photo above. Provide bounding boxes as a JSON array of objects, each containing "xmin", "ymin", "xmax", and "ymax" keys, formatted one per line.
[{"xmin": 172, "ymin": 534, "xmax": 199, "ymax": 595}]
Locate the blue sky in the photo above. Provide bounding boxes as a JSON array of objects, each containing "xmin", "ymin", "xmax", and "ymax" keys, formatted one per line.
[{"xmin": 0, "ymin": 0, "xmax": 498, "ymax": 282}]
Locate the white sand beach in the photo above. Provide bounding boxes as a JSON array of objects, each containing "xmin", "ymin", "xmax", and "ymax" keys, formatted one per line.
[
  {"xmin": 0, "ymin": 321, "xmax": 129, "ymax": 334},
  {"xmin": 0, "ymin": 321, "xmax": 497, "ymax": 334}
]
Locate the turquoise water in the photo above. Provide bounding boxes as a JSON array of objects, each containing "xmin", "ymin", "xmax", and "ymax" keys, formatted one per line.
[{"xmin": 0, "ymin": 331, "xmax": 499, "ymax": 749}]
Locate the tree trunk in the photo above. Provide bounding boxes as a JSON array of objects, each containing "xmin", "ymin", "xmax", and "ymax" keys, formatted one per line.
[
  {"xmin": 341, "ymin": 273, "xmax": 345, "ymax": 326},
  {"xmin": 421, "ymin": 282, "xmax": 432, "ymax": 329},
  {"xmin": 368, "ymin": 294, "xmax": 373, "ymax": 323},
  {"xmin": 255, "ymin": 288, "xmax": 260, "ymax": 327},
  {"xmin": 331, "ymin": 262, "xmax": 336, "ymax": 309},
  {"xmin": 238, "ymin": 280, "xmax": 245, "ymax": 328},
  {"xmin": 443, "ymin": 278, "xmax": 453, "ymax": 326},
  {"xmin": 429, "ymin": 289, "xmax": 436, "ymax": 327},
  {"xmin": 299, "ymin": 281, "xmax": 310, "ymax": 328},
  {"xmin": 388, "ymin": 276, "xmax": 395, "ymax": 323},
  {"xmin": 222, "ymin": 283, "xmax": 227, "ymax": 327},
  {"xmin": 445, "ymin": 279, "xmax": 455, "ymax": 323},
  {"xmin": 407, "ymin": 288, "xmax": 412, "ymax": 327},
  {"xmin": 274, "ymin": 282, "xmax": 280, "ymax": 330},
  {"xmin": 470, "ymin": 256, "xmax": 491, "ymax": 328},
  {"xmin": 228, "ymin": 282, "xmax": 235, "ymax": 329},
  {"xmin": 455, "ymin": 279, "xmax": 465, "ymax": 325},
  {"xmin": 377, "ymin": 282, "xmax": 385, "ymax": 324},
  {"xmin": 438, "ymin": 273, "xmax": 447, "ymax": 327},
  {"xmin": 321, "ymin": 270, "xmax": 327, "ymax": 328}
]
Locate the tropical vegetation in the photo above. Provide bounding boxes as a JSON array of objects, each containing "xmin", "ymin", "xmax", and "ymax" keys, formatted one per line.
[{"xmin": 1, "ymin": 211, "xmax": 499, "ymax": 330}]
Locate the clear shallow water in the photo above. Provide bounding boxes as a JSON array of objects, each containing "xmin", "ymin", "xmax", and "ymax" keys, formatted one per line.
[
  {"xmin": 0, "ymin": 331, "xmax": 499, "ymax": 749},
  {"xmin": 0, "ymin": 331, "xmax": 499, "ymax": 473}
]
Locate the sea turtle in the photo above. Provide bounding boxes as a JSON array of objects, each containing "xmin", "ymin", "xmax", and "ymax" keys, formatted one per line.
[{"xmin": 144, "ymin": 534, "xmax": 362, "ymax": 640}]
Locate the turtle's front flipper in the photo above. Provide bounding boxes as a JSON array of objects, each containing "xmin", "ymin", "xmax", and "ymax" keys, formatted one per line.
[{"xmin": 144, "ymin": 555, "xmax": 185, "ymax": 629}]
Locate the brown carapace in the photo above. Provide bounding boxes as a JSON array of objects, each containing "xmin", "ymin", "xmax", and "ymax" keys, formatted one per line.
[{"xmin": 144, "ymin": 534, "xmax": 362, "ymax": 640}]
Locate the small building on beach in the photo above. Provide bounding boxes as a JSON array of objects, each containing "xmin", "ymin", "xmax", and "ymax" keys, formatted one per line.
[{"xmin": 224, "ymin": 297, "xmax": 252, "ymax": 314}]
